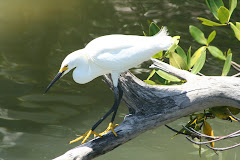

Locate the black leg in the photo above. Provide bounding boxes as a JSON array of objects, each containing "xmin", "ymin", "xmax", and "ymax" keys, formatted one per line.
[
  {"xmin": 69, "ymin": 86, "xmax": 123, "ymax": 144},
  {"xmin": 110, "ymin": 86, "xmax": 123, "ymax": 123},
  {"xmin": 91, "ymin": 86, "xmax": 120, "ymax": 131}
]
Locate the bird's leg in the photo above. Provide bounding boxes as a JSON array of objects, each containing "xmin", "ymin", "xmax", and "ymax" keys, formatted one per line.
[
  {"xmin": 99, "ymin": 86, "xmax": 123, "ymax": 136},
  {"xmin": 69, "ymin": 86, "xmax": 121, "ymax": 144},
  {"xmin": 91, "ymin": 87, "xmax": 119, "ymax": 131},
  {"xmin": 112, "ymin": 85, "xmax": 123, "ymax": 122}
]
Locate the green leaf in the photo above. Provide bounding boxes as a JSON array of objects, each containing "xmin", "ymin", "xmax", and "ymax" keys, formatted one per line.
[
  {"xmin": 214, "ymin": 0, "xmax": 224, "ymax": 8},
  {"xmin": 206, "ymin": 0, "xmax": 221, "ymax": 20},
  {"xmin": 167, "ymin": 36, "xmax": 180, "ymax": 52},
  {"xmin": 169, "ymin": 51, "xmax": 188, "ymax": 70},
  {"xmin": 229, "ymin": 0, "xmax": 237, "ymax": 20},
  {"xmin": 155, "ymin": 73, "xmax": 167, "ymax": 84},
  {"xmin": 197, "ymin": 17, "xmax": 225, "ymax": 26},
  {"xmin": 176, "ymin": 46, "xmax": 187, "ymax": 64},
  {"xmin": 155, "ymin": 70, "xmax": 181, "ymax": 82},
  {"xmin": 203, "ymin": 120, "xmax": 214, "ymax": 147},
  {"xmin": 149, "ymin": 22, "xmax": 161, "ymax": 36},
  {"xmin": 230, "ymin": 22, "xmax": 240, "ymax": 41},
  {"xmin": 174, "ymin": 117, "xmax": 199, "ymax": 137},
  {"xmin": 210, "ymin": 106, "xmax": 240, "ymax": 120},
  {"xmin": 207, "ymin": 46, "xmax": 226, "ymax": 60},
  {"xmin": 143, "ymin": 31, "xmax": 147, "ymax": 36},
  {"xmin": 190, "ymin": 46, "xmax": 206, "ymax": 68},
  {"xmin": 187, "ymin": 46, "xmax": 191, "ymax": 69},
  {"xmin": 146, "ymin": 70, "xmax": 156, "ymax": 80},
  {"xmin": 152, "ymin": 51, "xmax": 163, "ymax": 59},
  {"xmin": 222, "ymin": 49, "xmax": 232, "ymax": 76},
  {"xmin": 217, "ymin": 6, "xmax": 230, "ymax": 24},
  {"xmin": 189, "ymin": 25, "xmax": 207, "ymax": 45},
  {"xmin": 191, "ymin": 48, "xmax": 206, "ymax": 74},
  {"xmin": 207, "ymin": 30, "xmax": 216, "ymax": 45},
  {"xmin": 236, "ymin": 22, "xmax": 240, "ymax": 30},
  {"xmin": 144, "ymin": 80, "xmax": 157, "ymax": 85},
  {"xmin": 199, "ymin": 140, "xmax": 202, "ymax": 157}
]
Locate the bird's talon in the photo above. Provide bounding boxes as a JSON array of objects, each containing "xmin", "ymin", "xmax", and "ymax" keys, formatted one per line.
[
  {"xmin": 99, "ymin": 122, "xmax": 118, "ymax": 136},
  {"xmin": 69, "ymin": 130, "xmax": 101, "ymax": 144},
  {"xmin": 112, "ymin": 129, "xmax": 118, "ymax": 137}
]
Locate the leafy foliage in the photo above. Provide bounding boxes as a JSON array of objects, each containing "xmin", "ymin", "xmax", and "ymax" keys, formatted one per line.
[
  {"xmin": 198, "ymin": 0, "xmax": 240, "ymax": 40},
  {"xmin": 222, "ymin": 49, "xmax": 232, "ymax": 76},
  {"xmin": 203, "ymin": 120, "xmax": 214, "ymax": 147},
  {"xmin": 144, "ymin": 0, "xmax": 240, "ymax": 155},
  {"xmin": 189, "ymin": 25, "xmax": 207, "ymax": 45},
  {"xmin": 145, "ymin": 23, "xmax": 232, "ymax": 85}
]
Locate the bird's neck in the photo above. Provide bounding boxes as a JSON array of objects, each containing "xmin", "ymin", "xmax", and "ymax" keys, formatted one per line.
[
  {"xmin": 72, "ymin": 49, "xmax": 110, "ymax": 84},
  {"xmin": 71, "ymin": 50, "xmax": 91, "ymax": 84},
  {"xmin": 70, "ymin": 49, "xmax": 89, "ymax": 67}
]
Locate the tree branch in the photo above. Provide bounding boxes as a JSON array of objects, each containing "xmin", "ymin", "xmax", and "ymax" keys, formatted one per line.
[{"xmin": 53, "ymin": 59, "xmax": 240, "ymax": 160}]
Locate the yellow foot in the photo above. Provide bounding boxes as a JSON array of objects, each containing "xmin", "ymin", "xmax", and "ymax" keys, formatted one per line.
[
  {"xmin": 99, "ymin": 122, "xmax": 119, "ymax": 137},
  {"xmin": 69, "ymin": 129, "xmax": 101, "ymax": 144}
]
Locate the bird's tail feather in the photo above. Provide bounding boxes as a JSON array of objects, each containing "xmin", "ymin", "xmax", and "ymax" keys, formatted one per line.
[{"xmin": 153, "ymin": 26, "xmax": 169, "ymax": 37}]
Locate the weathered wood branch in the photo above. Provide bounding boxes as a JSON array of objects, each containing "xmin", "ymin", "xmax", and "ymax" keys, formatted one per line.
[{"xmin": 53, "ymin": 59, "xmax": 240, "ymax": 160}]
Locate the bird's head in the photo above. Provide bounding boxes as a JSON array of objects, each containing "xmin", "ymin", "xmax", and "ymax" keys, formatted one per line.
[{"xmin": 44, "ymin": 51, "xmax": 82, "ymax": 94}]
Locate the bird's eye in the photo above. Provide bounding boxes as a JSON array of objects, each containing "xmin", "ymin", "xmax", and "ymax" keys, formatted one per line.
[{"xmin": 59, "ymin": 65, "xmax": 68, "ymax": 72}]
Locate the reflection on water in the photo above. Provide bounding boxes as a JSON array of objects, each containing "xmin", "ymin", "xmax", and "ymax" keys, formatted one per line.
[
  {"xmin": 0, "ymin": 0, "xmax": 239, "ymax": 160},
  {"xmin": 0, "ymin": 127, "xmax": 23, "ymax": 149}
]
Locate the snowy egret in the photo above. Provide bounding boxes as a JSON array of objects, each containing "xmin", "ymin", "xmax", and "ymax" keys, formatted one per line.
[{"xmin": 44, "ymin": 27, "xmax": 173, "ymax": 144}]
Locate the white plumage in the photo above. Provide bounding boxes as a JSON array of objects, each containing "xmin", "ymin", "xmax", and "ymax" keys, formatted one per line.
[
  {"xmin": 61, "ymin": 27, "xmax": 172, "ymax": 85},
  {"xmin": 44, "ymin": 27, "xmax": 173, "ymax": 144}
]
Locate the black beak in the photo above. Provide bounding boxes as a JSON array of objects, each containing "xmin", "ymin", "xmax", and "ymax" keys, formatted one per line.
[{"xmin": 44, "ymin": 71, "xmax": 64, "ymax": 94}]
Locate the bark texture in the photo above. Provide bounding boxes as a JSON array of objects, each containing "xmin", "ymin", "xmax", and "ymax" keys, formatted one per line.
[{"xmin": 53, "ymin": 59, "xmax": 240, "ymax": 160}]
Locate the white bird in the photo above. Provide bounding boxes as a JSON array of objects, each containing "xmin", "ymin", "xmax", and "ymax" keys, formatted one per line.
[{"xmin": 44, "ymin": 27, "xmax": 173, "ymax": 144}]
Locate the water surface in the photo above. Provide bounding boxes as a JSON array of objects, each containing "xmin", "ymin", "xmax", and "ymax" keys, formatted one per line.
[{"xmin": 0, "ymin": 0, "xmax": 239, "ymax": 160}]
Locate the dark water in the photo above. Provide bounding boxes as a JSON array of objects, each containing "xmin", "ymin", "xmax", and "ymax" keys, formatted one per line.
[{"xmin": 0, "ymin": 0, "xmax": 239, "ymax": 159}]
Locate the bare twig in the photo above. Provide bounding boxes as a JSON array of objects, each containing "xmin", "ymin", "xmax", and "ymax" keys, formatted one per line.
[
  {"xmin": 206, "ymin": 143, "xmax": 240, "ymax": 151},
  {"xmin": 188, "ymin": 69, "xmax": 205, "ymax": 76},
  {"xmin": 166, "ymin": 110, "xmax": 240, "ymax": 152},
  {"xmin": 183, "ymin": 111, "xmax": 240, "ymax": 151},
  {"xmin": 231, "ymin": 61, "xmax": 240, "ymax": 69},
  {"xmin": 182, "ymin": 125, "xmax": 218, "ymax": 139},
  {"xmin": 231, "ymin": 61, "xmax": 240, "ymax": 72},
  {"xmin": 197, "ymin": 72, "xmax": 205, "ymax": 76},
  {"xmin": 185, "ymin": 132, "xmax": 240, "ymax": 145},
  {"xmin": 232, "ymin": 72, "xmax": 240, "ymax": 77},
  {"xmin": 164, "ymin": 125, "xmax": 199, "ymax": 137}
]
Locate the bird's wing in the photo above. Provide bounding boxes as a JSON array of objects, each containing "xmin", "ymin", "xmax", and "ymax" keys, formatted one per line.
[
  {"xmin": 85, "ymin": 33, "xmax": 172, "ymax": 71},
  {"xmin": 85, "ymin": 35, "xmax": 138, "ymax": 53},
  {"xmin": 85, "ymin": 35, "xmax": 147, "ymax": 71}
]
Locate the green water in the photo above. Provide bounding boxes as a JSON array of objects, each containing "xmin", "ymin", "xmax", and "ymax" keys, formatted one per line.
[{"xmin": 0, "ymin": 0, "xmax": 239, "ymax": 159}]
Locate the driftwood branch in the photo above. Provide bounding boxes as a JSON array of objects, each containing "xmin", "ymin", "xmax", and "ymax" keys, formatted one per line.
[{"xmin": 53, "ymin": 59, "xmax": 240, "ymax": 160}]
